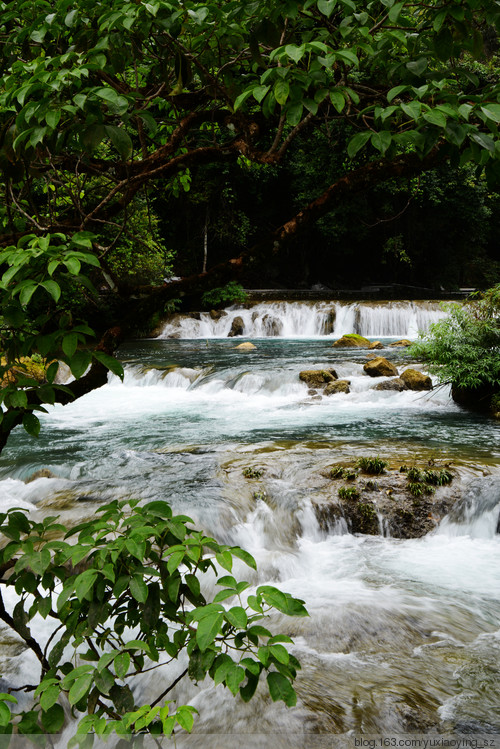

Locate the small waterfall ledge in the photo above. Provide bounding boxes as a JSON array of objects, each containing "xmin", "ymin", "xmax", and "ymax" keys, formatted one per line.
[{"xmin": 157, "ymin": 300, "xmax": 449, "ymax": 339}]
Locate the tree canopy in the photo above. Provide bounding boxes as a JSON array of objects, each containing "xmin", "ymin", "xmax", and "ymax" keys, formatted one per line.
[{"xmin": 1, "ymin": 0, "xmax": 500, "ymax": 446}]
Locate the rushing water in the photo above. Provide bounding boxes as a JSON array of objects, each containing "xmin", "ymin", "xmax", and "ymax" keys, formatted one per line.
[{"xmin": 0, "ymin": 302, "xmax": 499, "ymax": 744}]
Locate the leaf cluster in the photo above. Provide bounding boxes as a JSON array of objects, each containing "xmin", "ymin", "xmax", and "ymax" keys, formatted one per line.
[{"xmin": 0, "ymin": 499, "xmax": 307, "ymax": 740}]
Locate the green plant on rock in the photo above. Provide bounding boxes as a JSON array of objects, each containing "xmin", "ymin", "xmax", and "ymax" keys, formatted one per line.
[
  {"xmin": 338, "ymin": 486, "xmax": 360, "ymax": 501},
  {"xmin": 408, "ymin": 482, "xmax": 435, "ymax": 498},
  {"xmin": 423, "ymin": 469, "xmax": 453, "ymax": 486},
  {"xmin": 329, "ymin": 466, "xmax": 356, "ymax": 480},
  {"xmin": 356, "ymin": 457, "xmax": 387, "ymax": 475},
  {"xmin": 0, "ymin": 500, "xmax": 307, "ymax": 740},
  {"xmin": 242, "ymin": 467, "xmax": 264, "ymax": 479}
]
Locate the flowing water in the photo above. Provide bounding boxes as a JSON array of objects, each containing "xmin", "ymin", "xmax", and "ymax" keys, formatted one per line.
[{"xmin": 0, "ymin": 301, "xmax": 499, "ymax": 744}]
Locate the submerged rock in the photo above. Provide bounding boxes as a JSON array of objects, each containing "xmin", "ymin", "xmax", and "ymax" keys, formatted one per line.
[
  {"xmin": 25, "ymin": 468, "xmax": 57, "ymax": 483},
  {"xmin": 363, "ymin": 357, "xmax": 399, "ymax": 377},
  {"xmin": 299, "ymin": 369, "xmax": 336, "ymax": 388},
  {"xmin": 401, "ymin": 368, "xmax": 432, "ymax": 391},
  {"xmin": 372, "ymin": 377, "xmax": 408, "ymax": 392},
  {"xmin": 228, "ymin": 316, "xmax": 244, "ymax": 337},
  {"xmin": 332, "ymin": 334, "xmax": 371, "ymax": 348},
  {"xmin": 324, "ymin": 380, "xmax": 351, "ymax": 395},
  {"xmin": 234, "ymin": 342, "xmax": 256, "ymax": 351}
]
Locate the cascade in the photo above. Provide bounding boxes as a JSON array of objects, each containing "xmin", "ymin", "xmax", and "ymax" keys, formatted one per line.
[{"xmin": 158, "ymin": 300, "xmax": 448, "ymax": 339}]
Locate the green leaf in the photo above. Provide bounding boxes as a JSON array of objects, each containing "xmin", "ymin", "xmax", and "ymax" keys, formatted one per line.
[
  {"xmin": 285, "ymin": 44, "xmax": 305, "ymax": 63},
  {"xmin": 317, "ymin": 0, "xmax": 336, "ymax": 17},
  {"xmin": 388, "ymin": 1, "xmax": 403, "ymax": 22},
  {"xmin": 401, "ymin": 101, "xmax": 421, "ymax": 120},
  {"xmin": 335, "ymin": 49, "xmax": 359, "ymax": 67},
  {"xmin": 130, "ymin": 574, "xmax": 148, "ymax": 603},
  {"xmin": 347, "ymin": 131, "xmax": 371, "ymax": 158},
  {"xmin": 274, "ymin": 79, "xmax": 290, "ymax": 106},
  {"xmin": 196, "ymin": 612, "xmax": 224, "ymax": 652},
  {"xmin": 422, "ymin": 109, "xmax": 447, "ymax": 128},
  {"xmin": 406, "ymin": 58, "xmax": 428, "ymax": 76},
  {"xmin": 70, "ymin": 350, "xmax": 92, "ymax": 379},
  {"xmin": 225, "ymin": 606, "xmax": 247, "ymax": 629},
  {"xmin": 19, "ymin": 283, "xmax": 37, "ymax": 307},
  {"xmin": 104, "ymin": 125, "xmax": 133, "ymax": 159},
  {"xmin": 269, "ymin": 644, "xmax": 290, "ymax": 664},
  {"xmin": 75, "ymin": 570, "xmax": 98, "ymax": 601},
  {"xmin": 92, "ymin": 351, "xmax": 124, "ymax": 380},
  {"xmin": 226, "ymin": 664, "xmax": 245, "ymax": 695},
  {"xmin": 62, "ymin": 333, "xmax": 79, "ymax": 359},
  {"xmin": 69, "ymin": 673, "xmax": 94, "ymax": 706},
  {"xmin": 23, "ymin": 412, "xmax": 40, "ymax": 438},
  {"xmin": 252, "ymin": 85, "xmax": 270, "ymax": 104},
  {"xmin": 40, "ymin": 280, "xmax": 61, "ymax": 303},
  {"xmin": 371, "ymin": 130, "xmax": 391, "ymax": 155},
  {"xmin": 480, "ymin": 103, "xmax": 500, "ymax": 123},
  {"xmin": 286, "ymin": 101, "xmax": 303, "ymax": 126},
  {"xmin": 330, "ymin": 90, "xmax": 345, "ymax": 113},
  {"xmin": 266, "ymin": 672, "xmax": 297, "ymax": 706},
  {"xmin": 167, "ymin": 549, "xmax": 184, "ymax": 574},
  {"xmin": 41, "ymin": 703, "xmax": 65, "ymax": 732},
  {"xmin": 114, "ymin": 652, "xmax": 130, "ymax": 679}
]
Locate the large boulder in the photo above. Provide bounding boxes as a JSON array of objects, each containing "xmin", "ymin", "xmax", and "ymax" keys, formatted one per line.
[
  {"xmin": 262, "ymin": 314, "xmax": 283, "ymax": 336},
  {"xmin": 372, "ymin": 377, "xmax": 408, "ymax": 392},
  {"xmin": 401, "ymin": 368, "xmax": 432, "ymax": 391},
  {"xmin": 332, "ymin": 334, "xmax": 371, "ymax": 348},
  {"xmin": 363, "ymin": 357, "xmax": 399, "ymax": 377},
  {"xmin": 324, "ymin": 379, "xmax": 351, "ymax": 395},
  {"xmin": 299, "ymin": 369, "xmax": 337, "ymax": 388},
  {"xmin": 228, "ymin": 316, "xmax": 244, "ymax": 337}
]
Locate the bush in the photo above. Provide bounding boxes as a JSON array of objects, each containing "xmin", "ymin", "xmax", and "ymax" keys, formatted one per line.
[
  {"xmin": 409, "ymin": 285, "xmax": 500, "ymax": 393},
  {"xmin": 201, "ymin": 282, "xmax": 248, "ymax": 309},
  {"xmin": 0, "ymin": 500, "xmax": 306, "ymax": 739}
]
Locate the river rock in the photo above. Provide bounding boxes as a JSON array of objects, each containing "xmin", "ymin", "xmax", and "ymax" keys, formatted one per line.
[
  {"xmin": 210, "ymin": 309, "xmax": 226, "ymax": 321},
  {"xmin": 234, "ymin": 342, "xmax": 256, "ymax": 351},
  {"xmin": 332, "ymin": 334, "xmax": 371, "ymax": 348},
  {"xmin": 368, "ymin": 341, "xmax": 384, "ymax": 350},
  {"xmin": 324, "ymin": 379, "xmax": 351, "ymax": 395},
  {"xmin": 363, "ymin": 357, "xmax": 399, "ymax": 377},
  {"xmin": 390, "ymin": 339, "xmax": 412, "ymax": 347},
  {"xmin": 401, "ymin": 368, "xmax": 432, "ymax": 390},
  {"xmin": 228, "ymin": 316, "xmax": 245, "ymax": 337},
  {"xmin": 372, "ymin": 377, "xmax": 408, "ymax": 392},
  {"xmin": 262, "ymin": 314, "xmax": 283, "ymax": 336},
  {"xmin": 299, "ymin": 369, "xmax": 337, "ymax": 387},
  {"xmin": 25, "ymin": 468, "xmax": 57, "ymax": 483}
]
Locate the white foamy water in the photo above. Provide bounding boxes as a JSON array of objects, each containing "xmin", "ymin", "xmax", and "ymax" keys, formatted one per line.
[{"xmin": 158, "ymin": 301, "xmax": 448, "ymax": 339}]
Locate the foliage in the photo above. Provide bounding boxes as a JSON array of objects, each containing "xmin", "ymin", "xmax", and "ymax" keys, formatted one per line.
[
  {"xmin": 202, "ymin": 283, "xmax": 248, "ymax": 309},
  {"xmin": 408, "ymin": 482, "xmax": 435, "ymax": 498},
  {"xmin": 0, "ymin": 500, "xmax": 307, "ymax": 739},
  {"xmin": 409, "ymin": 285, "xmax": 500, "ymax": 390},
  {"xmin": 0, "ymin": 232, "xmax": 123, "ymax": 441},
  {"xmin": 356, "ymin": 457, "xmax": 387, "ymax": 475},
  {"xmin": 338, "ymin": 486, "xmax": 360, "ymax": 501}
]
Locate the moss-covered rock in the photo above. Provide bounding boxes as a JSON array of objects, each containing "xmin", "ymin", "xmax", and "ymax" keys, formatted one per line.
[
  {"xmin": 324, "ymin": 379, "xmax": 351, "ymax": 395},
  {"xmin": 389, "ymin": 339, "xmax": 412, "ymax": 347},
  {"xmin": 401, "ymin": 368, "xmax": 432, "ymax": 391},
  {"xmin": 299, "ymin": 369, "xmax": 337, "ymax": 387},
  {"xmin": 363, "ymin": 357, "xmax": 399, "ymax": 377},
  {"xmin": 332, "ymin": 333, "xmax": 371, "ymax": 348}
]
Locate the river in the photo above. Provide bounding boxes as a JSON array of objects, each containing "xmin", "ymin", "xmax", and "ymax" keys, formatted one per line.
[{"xmin": 0, "ymin": 301, "xmax": 499, "ymax": 745}]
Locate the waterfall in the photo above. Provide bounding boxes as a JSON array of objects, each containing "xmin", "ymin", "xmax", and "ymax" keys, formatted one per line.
[{"xmin": 158, "ymin": 301, "xmax": 448, "ymax": 339}]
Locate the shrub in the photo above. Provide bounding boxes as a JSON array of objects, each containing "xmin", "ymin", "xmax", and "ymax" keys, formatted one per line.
[
  {"xmin": 0, "ymin": 500, "xmax": 306, "ymax": 739},
  {"xmin": 356, "ymin": 457, "xmax": 387, "ymax": 475},
  {"xmin": 424, "ymin": 469, "xmax": 453, "ymax": 486},
  {"xmin": 201, "ymin": 282, "xmax": 248, "ymax": 309},
  {"xmin": 409, "ymin": 285, "xmax": 500, "ymax": 393}
]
